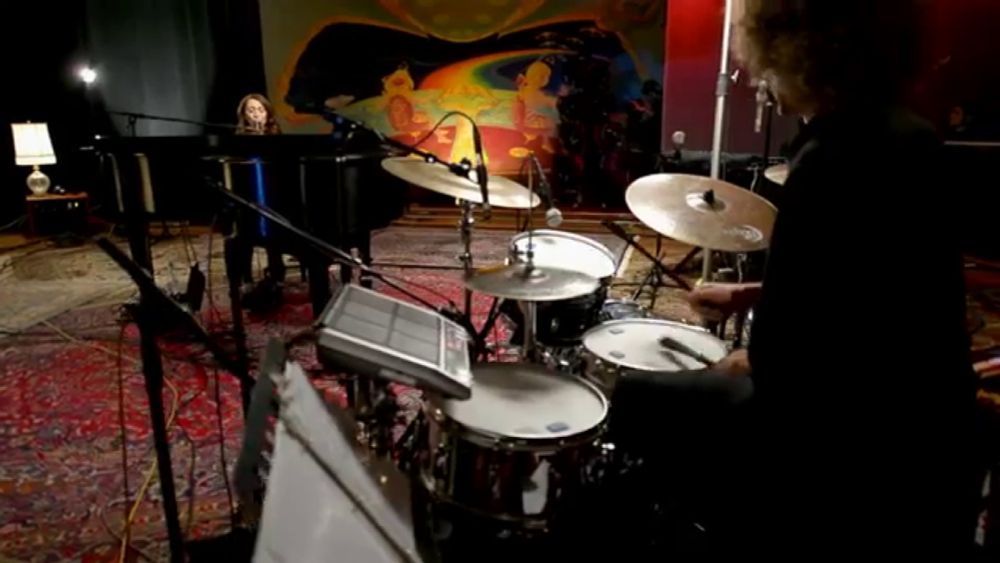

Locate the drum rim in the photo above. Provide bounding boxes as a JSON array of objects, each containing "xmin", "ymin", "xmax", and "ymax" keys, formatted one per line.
[
  {"xmin": 428, "ymin": 363, "xmax": 609, "ymax": 450},
  {"xmin": 581, "ymin": 318, "xmax": 726, "ymax": 370},
  {"xmin": 510, "ymin": 229, "xmax": 617, "ymax": 278}
]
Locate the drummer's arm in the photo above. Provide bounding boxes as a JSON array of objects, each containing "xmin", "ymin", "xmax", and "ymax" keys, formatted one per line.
[
  {"xmin": 687, "ymin": 282, "xmax": 762, "ymax": 320},
  {"xmin": 729, "ymin": 282, "xmax": 762, "ymax": 310}
]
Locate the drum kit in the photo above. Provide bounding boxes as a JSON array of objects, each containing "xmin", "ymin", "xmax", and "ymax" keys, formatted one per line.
[{"xmin": 335, "ymin": 155, "xmax": 780, "ymax": 535}]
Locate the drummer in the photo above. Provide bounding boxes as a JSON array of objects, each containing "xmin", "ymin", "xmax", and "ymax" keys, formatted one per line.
[{"xmin": 612, "ymin": 0, "xmax": 978, "ymax": 556}]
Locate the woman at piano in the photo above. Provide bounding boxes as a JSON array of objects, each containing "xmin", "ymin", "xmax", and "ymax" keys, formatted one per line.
[{"xmin": 233, "ymin": 93, "xmax": 286, "ymax": 309}]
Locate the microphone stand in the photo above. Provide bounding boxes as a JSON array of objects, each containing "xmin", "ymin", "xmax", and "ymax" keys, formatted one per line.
[
  {"xmin": 323, "ymin": 110, "xmax": 490, "ymax": 321},
  {"xmin": 705, "ymin": 0, "xmax": 738, "ymax": 284},
  {"xmin": 322, "ymin": 109, "xmax": 496, "ymax": 357},
  {"xmin": 211, "ymin": 183, "xmax": 442, "ymax": 312},
  {"xmin": 94, "ymin": 237, "xmax": 254, "ymax": 563},
  {"xmin": 516, "ymin": 160, "xmax": 539, "ymax": 361},
  {"xmin": 106, "ymin": 110, "xmax": 239, "ymax": 135},
  {"xmin": 322, "ymin": 111, "xmax": 474, "ymax": 185}
]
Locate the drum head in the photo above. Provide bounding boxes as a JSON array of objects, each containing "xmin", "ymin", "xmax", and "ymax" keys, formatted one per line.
[
  {"xmin": 511, "ymin": 230, "xmax": 617, "ymax": 280},
  {"xmin": 442, "ymin": 363, "xmax": 607, "ymax": 440},
  {"xmin": 583, "ymin": 319, "xmax": 728, "ymax": 372}
]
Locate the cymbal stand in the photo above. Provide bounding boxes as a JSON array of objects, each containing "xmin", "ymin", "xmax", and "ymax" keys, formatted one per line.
[
  {"xmin": 601, "ymin": 220, "xmax": 694, "ymax": 308},
  {"xmin": 521, "ymin": 160, "xmax": 538, "ymax": 361},
  {"xmin": 459, "ymin": 199, "xmax": 475, "ymax": 316},
  {"xmin": 705, "ymin": 0, "xmax": 738, "ymax": 283}
]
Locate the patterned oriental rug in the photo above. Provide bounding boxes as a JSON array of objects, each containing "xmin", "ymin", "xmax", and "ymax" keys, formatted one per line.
[
  {"xmin": 0, "ymin": 226, "xmax": 998, "ymax": 561},
  {"xmin": 0, "ymin": 227, "xmax": 630, "ymax": 561}
]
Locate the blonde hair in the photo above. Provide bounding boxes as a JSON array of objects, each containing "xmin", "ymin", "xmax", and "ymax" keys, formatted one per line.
[{"xmin": 734, "ymin": 0, "xmax": 922, "ymax": 114}]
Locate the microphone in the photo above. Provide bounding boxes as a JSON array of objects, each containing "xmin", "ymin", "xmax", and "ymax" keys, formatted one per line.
[
  {"xmin": 528, "ymin": 152, "xmax": 562, "ymax": 227},
  {"xmin": 472, "ymin": 124, "xmax": 490, "ymax": 220},
  {"xmin": 754, "ymin": 79, "xmax": 769, "ymax": 133},
  {"xmin": 670, "ymin": 130, "xmax": 686, "ymax": 161}
]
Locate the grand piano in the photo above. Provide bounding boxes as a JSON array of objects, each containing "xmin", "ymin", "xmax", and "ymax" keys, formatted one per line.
[{"xmin": 91, "ymin": 131, "xmax": 408, "ymax": 314}]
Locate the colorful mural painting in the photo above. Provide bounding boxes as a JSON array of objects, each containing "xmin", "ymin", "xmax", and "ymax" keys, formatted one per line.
[{"xmin": 264, "ymin": 0, "xmax": 664, "ymax": 197}]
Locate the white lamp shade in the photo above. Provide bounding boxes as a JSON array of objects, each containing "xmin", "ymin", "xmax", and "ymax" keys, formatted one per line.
[{"xmin": 11, "ymin": 122, "xmax": 57, "ymax": 166}]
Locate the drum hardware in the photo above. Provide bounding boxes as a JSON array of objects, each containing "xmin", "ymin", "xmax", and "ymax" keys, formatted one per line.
[
  {"xmin": 458, "ymin": 198, "xmax": 476, "ymax": 316},
  {"xmin": 380, "ymin": 148, "xmax": 540, "ymax": 356},
  {"xmin": 601, "ymin": 218, "xmax": 695, "ymax": 308},
  {"xmin": 344, "ymin": 375, "xmax": 400, "ymax": 456}
]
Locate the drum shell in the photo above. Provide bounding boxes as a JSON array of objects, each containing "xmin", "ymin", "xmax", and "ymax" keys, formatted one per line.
[
  {"xmin": 419, "ymin": 381, "xmax": 607, "ymax": 527},
  {"xmin": 531, "ymin": 285, "xmax": 609, "ymax": 346},
  {"xmin": 507, "ymin": 230, "xmax": 618, "ymax": 346},
  {"xmin": 581, "ymin": 319, "xmax": 728, "ymax": 395}
]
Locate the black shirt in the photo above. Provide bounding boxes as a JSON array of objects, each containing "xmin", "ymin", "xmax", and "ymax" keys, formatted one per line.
[{"xmin": 744, "ymin": 107, "xmax": 978, "ymax": 552}]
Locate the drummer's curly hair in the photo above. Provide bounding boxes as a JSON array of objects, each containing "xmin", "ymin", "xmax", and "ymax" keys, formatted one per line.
[{"xmin": 734, "ymin": 0, "xmax": 923, "ymax": 114}]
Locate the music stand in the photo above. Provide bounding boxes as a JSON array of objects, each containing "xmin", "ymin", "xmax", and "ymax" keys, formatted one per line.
[{"xmin": 253, "ymin": 358, "xmax": 424, "ymax": 562}]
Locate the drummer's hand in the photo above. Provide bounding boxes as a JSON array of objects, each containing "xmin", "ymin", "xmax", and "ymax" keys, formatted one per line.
[
  {"xmin": 686, "ymin": 283, "xmax": 742, "ymax": 321},
  {"xmin": 713, "ymin": 349, "xmax": 751, "ymax": 378},
  {"xmin": 686, "ymin": 282, "xmax": 761, "ymax": 321}
]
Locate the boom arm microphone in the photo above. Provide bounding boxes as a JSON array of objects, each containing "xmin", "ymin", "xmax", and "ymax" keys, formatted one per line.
[
  {"xmin": 472, "ymin": 125, "xmax": 490, "ymax": 220},
  {"xmin": 754, "ymin": 80, "xmax": 769, "ymax": 133},
  {"xmin": 528, "ymin": 152, "xmax": 561, "ymax": 227}
]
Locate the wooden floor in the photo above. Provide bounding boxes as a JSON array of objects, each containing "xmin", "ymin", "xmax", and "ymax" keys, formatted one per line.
[
  {"xmin": 0, "ymin": 205, "xmax": 664, "ymax": 257},
  {"xmin": 393, "ymin": 203, "xmax": 657, "ymax": 236}
]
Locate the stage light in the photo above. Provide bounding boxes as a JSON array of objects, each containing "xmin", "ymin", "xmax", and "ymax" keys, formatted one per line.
[{"xmin": 78, "ymin": 66, "xmax": 97, "ymax": 85}]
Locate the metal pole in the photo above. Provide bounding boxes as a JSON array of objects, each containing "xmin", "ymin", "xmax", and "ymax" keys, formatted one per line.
[{"xmin": 704, "ymin": 0, "xmax": 736, "ymax": 283}]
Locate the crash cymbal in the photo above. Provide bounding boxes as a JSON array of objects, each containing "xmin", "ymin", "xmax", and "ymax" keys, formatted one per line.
[
  {"xmin": 465, "ymin": 263, "xmax": 599, "ymax": 302},
  {"xmin": 764, "ymin": 163, "xmax": 789, "ymax": 186},
  {"xmin": 626, "ymin": 173, "xmax": 777, "ymax": 252},
  {"xmin": 382, "ymin": 157, "xmax": 540, "ymax": 209}
]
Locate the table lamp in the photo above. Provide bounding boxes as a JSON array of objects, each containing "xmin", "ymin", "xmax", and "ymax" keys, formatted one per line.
[{"xmin": 10, "ymin": 122, "xmax": 57, "ymax": 195}]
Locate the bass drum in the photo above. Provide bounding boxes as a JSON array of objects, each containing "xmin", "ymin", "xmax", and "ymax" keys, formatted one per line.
[{"xmin": 420, "ymin": 363, "xmax": 609, "ymax": 529}]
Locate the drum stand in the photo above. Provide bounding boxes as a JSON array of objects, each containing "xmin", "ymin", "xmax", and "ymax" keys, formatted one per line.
[
  {"xmin": 519, "ymin": 164, "xmax": 539, "ymax": 361},
  {"xmin": 602, "ymin": 219, "xmax": 694, "ymax": 308},
  {"xmin": 459, "ymin": 199, "xmax": 476, "ymax": 316},
  {"xmin": 455, "ymin": 199, "xmax": 508, "ymax": 360}
]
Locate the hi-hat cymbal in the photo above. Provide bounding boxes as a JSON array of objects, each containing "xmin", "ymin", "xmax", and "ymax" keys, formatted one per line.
[
  {"xmin": 626, "ymin": 173, "xmax": 777, "ymax": 252},
  {"xmin": 382, "ymin": 157, "xmax": 540, "ymax": 209},
  {"xmin": 764, "ymin": 163, "xmax": 789, "ymax": 186},
  {"xmin": 465, "ymin": 263, "xmax": 599, "ymax": 301}
]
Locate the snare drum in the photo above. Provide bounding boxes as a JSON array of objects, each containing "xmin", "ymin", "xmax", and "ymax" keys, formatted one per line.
[
  {"xmin": 420, "ymin": 363, "xmax": 608, "ymax": 528},
  {"xmin": 508, "ymin": 230, "xmax": 618, "ymax": 346},
  {"xmin": 581, "ymin": 319, "xmax": 728, "ymax": 394}
]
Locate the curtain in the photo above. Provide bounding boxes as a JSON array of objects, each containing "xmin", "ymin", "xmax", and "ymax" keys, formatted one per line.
[{"xmin": 86, "ymin": 0, "xmax": 215, "ymax": 136}]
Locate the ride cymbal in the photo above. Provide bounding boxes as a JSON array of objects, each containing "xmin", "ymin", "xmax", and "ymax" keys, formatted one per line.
[{"xmin": 626, "ymin": 173, "xmax": 777, "ymax": 252}]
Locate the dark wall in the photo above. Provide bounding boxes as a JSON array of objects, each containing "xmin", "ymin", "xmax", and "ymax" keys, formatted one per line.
[
  {"xmin": 0, "ymin": 3, "xmax": 93, "ymax": 225},
  {"xmin": 0, "ymin": 0, "xmax": 267, "ymax": 227}
]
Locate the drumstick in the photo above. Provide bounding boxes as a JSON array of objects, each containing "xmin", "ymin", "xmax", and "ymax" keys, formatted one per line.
[{"xmin": 658, "ymin": 336, "xmax": 715, "ymax": 367}]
